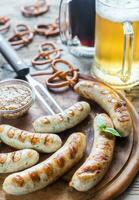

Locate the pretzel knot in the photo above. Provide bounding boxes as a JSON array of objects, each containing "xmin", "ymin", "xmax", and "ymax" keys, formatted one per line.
[
  {"xmin": 46, "ymin": 59, "xmax": 79, "ymax": 89},
  {"xmin": 21, "ymin": 0, "xmax": 49, "ymax": 17},
  {"xmin": 8, "ymin": 24, "xmax": 34, "ymax": 48},
  {"xmin": 32, "ymin": 42, "xmax": 62, "ymax": 69},
  {"xmin": 0, "ymin": 16, "xmax": 10, "ymax": 32},
  {"xmin": 34, "ymin": 21, "xmax": 60, "ymax": 37}
]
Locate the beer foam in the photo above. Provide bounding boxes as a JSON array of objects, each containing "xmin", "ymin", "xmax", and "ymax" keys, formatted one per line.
[{"xmin": 97, "ymin": 0, "xmax": 139, "ymax": 22}]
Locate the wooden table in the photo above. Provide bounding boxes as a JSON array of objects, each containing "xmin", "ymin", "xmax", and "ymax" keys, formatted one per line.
[{"xmin": 0, "ymin": 0, "xmax": 139, "ymax": 199}]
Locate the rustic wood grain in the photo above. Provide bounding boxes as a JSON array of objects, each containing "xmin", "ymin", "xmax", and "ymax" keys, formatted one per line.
[{"xmin": 0, "ymin": 0, "xmax": 139, "ymax": 199}]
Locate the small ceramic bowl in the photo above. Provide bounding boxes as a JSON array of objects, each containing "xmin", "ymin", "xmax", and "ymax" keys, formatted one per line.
[{"xmin": 0, "ymin": 79, "xmax": 35, "ymax": 119}]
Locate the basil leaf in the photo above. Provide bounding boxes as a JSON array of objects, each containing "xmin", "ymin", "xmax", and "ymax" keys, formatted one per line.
[
  {"xmin": 102, "ymin": 127, "xmax": 121, "ymax": 137},
  {"xmin": 96, "ymin": 116, "xmax": 107, "ymax": 130},
  {"xmin": 96, "ymin": 115, "xmax": 121, "ymax": 137}
]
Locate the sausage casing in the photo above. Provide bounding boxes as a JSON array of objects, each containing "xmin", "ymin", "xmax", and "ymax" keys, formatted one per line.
[
  {"xmin": 0, "ymin": 149, "xmax": 39, "ymax": 173},
  {"xmin": 0, "ymin": 125, "xmax": 62, "ymax": 153},
  {"xmin": 70, "ymin": 114, "xmax": 115, "ymax": 191},
  {"xmin": 33, "ymin": 101, "xmax": 91, "ymax": 133},
  {"xmin": 3, "ymin": 132, "xmax": 86, "ymax": 195},
  {"xmin": 74, "ymin": 81, "xmax": 132, "ymax": 137}
]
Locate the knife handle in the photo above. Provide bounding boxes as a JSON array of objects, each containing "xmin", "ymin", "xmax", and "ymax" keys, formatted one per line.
[{"xmin": 0, "ymin": 34, "xmax": 29, "ymax": 77}]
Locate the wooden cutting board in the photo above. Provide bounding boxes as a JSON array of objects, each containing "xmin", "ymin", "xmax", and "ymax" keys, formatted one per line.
[{"xmin": 0, "ymin": 75, "xmax": 138, "ymax": 200}]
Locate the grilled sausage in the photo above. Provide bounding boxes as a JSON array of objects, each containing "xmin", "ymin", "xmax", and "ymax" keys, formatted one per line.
[
  {"xmin": 3, "ymin": 132, "xmax": 86, "ymax": 195},
  {"xmin": 33, "ymin": 101, "xmax": 91, "ymax": 133},
  {"xmin": 70, "ymin": 114, "xmax": 115, "ymax": 191},
  {"xmin": 74, "ymin": 81, "xmax": 132, "ymax": 137},
  {"xmin": 0, "ymin": 125, "xmax": 62, "ymax": 153},
  {"xmin": 0, "ymin": 149, "xmax": 39, "ymax": 173}
]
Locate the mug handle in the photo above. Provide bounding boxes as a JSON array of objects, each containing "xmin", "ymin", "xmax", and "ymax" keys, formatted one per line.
[
  {"xmin": 59, "ymin": 0, "xmax": 72, "ymax": 45},
  {"xmin": 120, "ymin": 22, "xmax": 134, "ymax": 82}
]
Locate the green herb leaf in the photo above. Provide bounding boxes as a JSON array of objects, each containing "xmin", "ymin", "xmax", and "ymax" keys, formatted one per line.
[
  {"xmin": 96, "ymin": 115, "xmax": 121, "ymax": 137},
  {"xmin": 96, "ymin": 116, "xmax": 107, "ymax": 130},
  {"xmin": 102, "ymin": 127, "xmax": 121, "ymax": 137}
]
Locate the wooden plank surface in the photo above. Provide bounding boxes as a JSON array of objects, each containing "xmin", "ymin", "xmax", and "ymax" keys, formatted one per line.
[{"xmin": 0, "ymin": 0, "xmax": 139, "ymax": 199}]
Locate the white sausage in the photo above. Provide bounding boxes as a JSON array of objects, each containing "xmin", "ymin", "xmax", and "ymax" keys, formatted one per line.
[
  {"xmin": 3, "ymin": 132, "xmax": 86, "ymax": 195},
  {"xmin": 0, "ymin": 149, "xmax": 39, "ymax": 173},
  {"xmin": 0, "ymin": 125, "xmax": 62, "ymax": 153},
  {"xmin": 70, "ymin": 114, "xmax": 115, "ymax": 191},
  {"xmin": 74, "ymin": 81, "xmax": 132, "ymax": 137},
  {"xmin": 33, "ymin": 101, "xmax": 91, "ymax": 133}
]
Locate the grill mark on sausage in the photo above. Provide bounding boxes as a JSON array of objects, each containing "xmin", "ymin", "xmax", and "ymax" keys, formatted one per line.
[
  {"xmin": 55, "ymin": 154, "xmax": 65, "ymax": 168},
  {"xmin": 43, "ymin": 117, "xmax": 50, "ymax": 124},
  {"xmin": 44, "ymin": 135, "xmax": 51, "ymax": 145},
  {"xmin": 69, "ymin": 144, "xmax": 77, "ymax": 159},
  {"xmin": 11, "ymin": 152, "xmax": 16, "ymax": 162},
  {"xmin": 0, "ymin": 154, "xmax": 7, "ymax": 164},
  {"xmin": 43, "ymin": 163, "xmax": 53, "ymax": 178},
  {"xmin": 31, "ymin": 134, "xmax": 40, "ymax": 145},
  {"xmin": 82, "ymin": 90, "xmax": 90, "ymax": 99},
  {"xmin": 58, "ymin": 114, "xmax": 64, "ymax": 122},
  {"xmin": 118, "ymin": 114, "xmax": 130, "ymax": 122},
  {"xmin": 114, "ymin": 101, "xmax": 127, "ymax": 111},
  {"xmin": 7, "ymin": 127, "xmax": 15, "ymax": 138},
  {"xmin": 12, "ymin": 151, "xmax": 21, "ymax": 162},
  {"xmin": 18, "ymin": 131, "xmax": 26, "ymax": 143},
  {"xmin": 78, "ymin": 165, "xmax": 101, "ymax": 175},
  {"xmin": 114, "ymin": 101, "xmax": 130, "ymax": 122},
  {"xmin": 93, "ymin": 154, "xmax": 109, "ymax": 162},
  {"xmin": 29, "ymin": 171, "xmax": 40, "ymax": 182},
  {"xmin": 76, "ymin": 104, "xmax": 84, "ymax": 111},
  {"xmin": 116, "ymin": 106, "xmax": 127, "ymax": 113},
  {"xmin": 104, "ymin": 142, "xmax": 112, "ymax": 150},
  {"xmin": 68, "ymin": 110, "xmax": 75, "ymax": 116},
  {"xmin": 12, "ymin": 175, "xmax": 25, "ymax": 187},
  {"xmin": 27, "ymin": 150, "xmax": 34, "ymax": 158}
]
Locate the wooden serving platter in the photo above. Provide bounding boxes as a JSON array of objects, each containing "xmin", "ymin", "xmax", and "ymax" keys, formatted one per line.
[{"xmin": 0, "ymin": 75, "xmax": 139, "ymax": 200}]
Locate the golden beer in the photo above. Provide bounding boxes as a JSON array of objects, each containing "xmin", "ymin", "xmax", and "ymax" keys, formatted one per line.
[{"xmin": 93, "ymin": 0, "xmax": 139, "ymax": 88}]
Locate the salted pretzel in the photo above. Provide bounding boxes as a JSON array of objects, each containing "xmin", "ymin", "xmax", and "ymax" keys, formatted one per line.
[
  {"xmin": 46, "ymin": 59, "xmax": 79, "ymax": 88},
  {"xmin": 32, "ymin": 42, "xmax": 62, "ymax": 69},
  {"xmin": 34, "ymin": 19, "xmax": 60, "ymax": 37},
  {"xmin": 0, "ymin": 16, "xmax": 10, "ymax": 32},
  {"xmin": 21, "ymin": 0, "xmax": 49, "ymax": 17},
  {"xmin": 8, "ymin": 24, "xmax": 34, "ymax": 48}
]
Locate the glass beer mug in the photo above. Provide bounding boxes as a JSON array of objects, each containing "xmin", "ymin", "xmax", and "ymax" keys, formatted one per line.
[
  {"xmin": 92, "ymin": 0, "xmax": 139, "ymax": 89},
  {"xmin": 59, "ymin": 0, "xmax": 96, "ymax": 57}
]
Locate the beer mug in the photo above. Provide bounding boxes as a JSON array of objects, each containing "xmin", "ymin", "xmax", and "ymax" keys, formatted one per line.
[
  {"xmin": 92, "ymin": 0, "xmax": 139, "ymax": 89},
  {"xmin": 59, "ymin": 0, "xmax": 96, "ymax": 57}
]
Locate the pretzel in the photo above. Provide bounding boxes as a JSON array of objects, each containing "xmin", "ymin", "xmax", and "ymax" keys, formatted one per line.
[
  {"xmin": 46, "ymin": 59, "xmax": 79, "ymax": 88},
  {"xmin": 8, "ymin": 24, "xmax": 34, "ymax": 48},
  {"xmin": 32, "ymin": 42, "xmax": 61, "ymax": 69},
  {"xmin": 32, "ymin": 51, "xmax": 52, "ymax": 66},
  {"xmin": 34, "ymin": 22, "xmax": 60, "ymax": 37},
  {"xmin": 21, "ymin": 0, "xmax": 49, "ymax": 17},
  {"xmin": 0, "ymin": 16, "xmax": 10, "ymax": 32},
  {"xmin": 39, "ymin": 42, "xmax": 58, "ymax": 52}
]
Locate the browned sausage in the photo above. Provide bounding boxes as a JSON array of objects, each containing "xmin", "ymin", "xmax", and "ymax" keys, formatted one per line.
[{"xmin": 3, "ymin": 132, "xmax": 86, "ymax": 195}]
